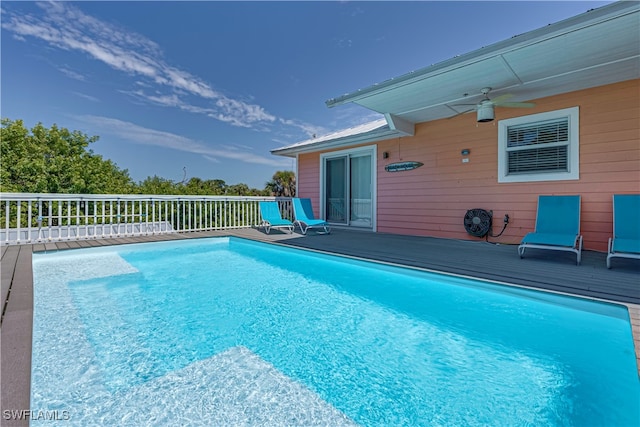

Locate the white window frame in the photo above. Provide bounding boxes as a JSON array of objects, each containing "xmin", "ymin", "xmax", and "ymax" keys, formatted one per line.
[{"xmin": 498, "ymin": 107, "xmax": 579, "ymax": 183}]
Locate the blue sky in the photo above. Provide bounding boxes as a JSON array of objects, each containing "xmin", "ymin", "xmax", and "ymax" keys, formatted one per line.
[{"xmin": 1, "ymin": 1, "xmax": 611, "ymax": 189}]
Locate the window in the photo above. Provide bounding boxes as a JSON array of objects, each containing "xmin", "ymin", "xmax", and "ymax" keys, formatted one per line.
[{"xmin": 498, "ymin": 107, "xmax": 579, "ymax": 183}]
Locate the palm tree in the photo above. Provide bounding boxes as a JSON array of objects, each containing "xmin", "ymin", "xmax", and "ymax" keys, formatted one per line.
[{"xmin": 265, "ymin": 170, "xmax": 296, "ymax": 197}]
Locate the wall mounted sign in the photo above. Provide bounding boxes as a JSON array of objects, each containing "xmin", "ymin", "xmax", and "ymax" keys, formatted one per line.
[{"xmin": 384, "ymin": 161, "xmax": 424, "ymax": 172}]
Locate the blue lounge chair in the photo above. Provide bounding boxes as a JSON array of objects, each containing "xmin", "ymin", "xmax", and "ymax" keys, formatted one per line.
[
  {"xmin": 292, "ymin": 198, "xmax": 330, "ymax": 235},
  {"xmin": 607, "ymin": 194, "xmax": 640, "ymax": 269},
  {"xmin": 518, "ymin": 195, "xmax": 583, "ymax": 265},
  {"xmin": 258, "ymin": 201, "xmax": 293, "ymax": 234}
]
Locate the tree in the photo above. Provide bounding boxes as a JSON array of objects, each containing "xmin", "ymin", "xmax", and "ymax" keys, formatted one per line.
[
  {"xmin": 204, "ymin": 179, "xmax": 228, "ymax": 195},
  {"xmin": 265, "ymin": 170, "xmax": 296, "ymax": 197},
  {"xmin": 137, "ymin": 175, "xmax": 179, "ymax": 194},
  {"xmin": 1, "ymin": 118, "xmax": 134, "ymax": 194},
  {"xmin": 1, "ymin": 118, "xmax": 276, "ymax": 197}
]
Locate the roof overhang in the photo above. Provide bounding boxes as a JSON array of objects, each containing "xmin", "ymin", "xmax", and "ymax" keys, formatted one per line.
[
  {"xmin": 271, "ymin": 118, "xmax": 402, "ymax": 158},
  {"xmin": 325, "ymin": 1, "xmax": 640, "ymax": 124}
]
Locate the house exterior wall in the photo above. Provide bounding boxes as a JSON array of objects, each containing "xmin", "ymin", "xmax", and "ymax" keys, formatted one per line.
[
  {"xmin": 297, "ymin": 153, "xmax": 322, "ymax": 216},
  {"xmin": 296, "ymin": 79, "xmax": 640, "ymax": 252}
]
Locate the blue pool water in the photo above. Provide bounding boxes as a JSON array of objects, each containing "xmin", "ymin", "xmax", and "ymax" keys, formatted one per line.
[{"xmin": 31, "ymin": 237, "xmax": 639, "ymax": 426}]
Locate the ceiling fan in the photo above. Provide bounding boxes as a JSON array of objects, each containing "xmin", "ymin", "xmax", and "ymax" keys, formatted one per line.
[{"xmin": 451, "ymin": 87, "xmax": 535, "ymax": 122}]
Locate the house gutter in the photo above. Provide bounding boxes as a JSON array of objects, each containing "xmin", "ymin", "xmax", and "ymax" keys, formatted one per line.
[{"xmin": 271, "ymin": 126, "xmax": 401, "ymax": 157}]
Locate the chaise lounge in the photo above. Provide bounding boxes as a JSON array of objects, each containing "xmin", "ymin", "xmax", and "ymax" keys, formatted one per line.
[
  {"xmin": 258, "ymin": 201, "xmax": 294, "ymax": 234},
  {"xmin": 292, "ymin": 198, "xmax": 331, "ymax": 235},
  {"xmin": 607, "ymin": 194, "xmax": 640, "ymax": 269},
  {"xmin": 518, "ymin": 195, "xmax": 583, "ymax": 265}
]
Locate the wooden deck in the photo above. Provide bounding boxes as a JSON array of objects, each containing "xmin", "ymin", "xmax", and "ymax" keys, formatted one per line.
[{"xmin": 1, "ymin": 228, "xmax": 638, "ymax": 425}]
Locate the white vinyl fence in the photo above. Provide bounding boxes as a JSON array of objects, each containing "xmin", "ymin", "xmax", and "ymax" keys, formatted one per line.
[{"xmin": 0, "ymin": 193, "xmax": 292, "ymax": 245}]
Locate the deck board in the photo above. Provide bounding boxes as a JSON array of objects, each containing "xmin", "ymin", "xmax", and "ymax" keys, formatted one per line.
[
  {"xmin": 275, "ymin": 230, "xmax": 639, "ymax": 304},
  {"xmin": 1, "ymin": 246, "xmax": 20, "ymax": 318},
  {"xmin": 1, "ymin": 229, "xmax": 638, "ymax": 425}
]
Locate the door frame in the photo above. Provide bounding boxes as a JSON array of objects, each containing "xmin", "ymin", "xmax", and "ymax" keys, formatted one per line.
[{"xmin": 319, "ymin": 145, "xmax": 377, "ymax": 231}]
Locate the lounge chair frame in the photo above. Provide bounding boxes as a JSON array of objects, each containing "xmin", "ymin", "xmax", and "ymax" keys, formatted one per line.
[
  {"xmin": 258, "ymin": 201, "xmax": 293, "ymax": 234},
  {"xmin": 518, "ymin": 195, "xmax": 583, "ymax": 265},
  {"xmin": 292, "ymin": 198, "xmax": 330, "ymax": 235},
  {"xmin": 607, "ymin": 194, "xmax": 640, "ymax": 269}
]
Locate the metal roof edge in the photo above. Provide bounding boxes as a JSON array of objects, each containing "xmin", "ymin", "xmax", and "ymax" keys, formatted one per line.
[
  {"xmin": 271, "ymin": 125, "xmax": 400, "ymax": 157},
  {"xmin": 325, "ymin": 1, "xmax": 638, "ymax": 108}
]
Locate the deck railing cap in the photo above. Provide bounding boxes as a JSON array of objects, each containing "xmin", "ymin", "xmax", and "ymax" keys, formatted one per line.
[{"xmin": 0, "ymin": 192, "xmax": 288, "ymax": 202}]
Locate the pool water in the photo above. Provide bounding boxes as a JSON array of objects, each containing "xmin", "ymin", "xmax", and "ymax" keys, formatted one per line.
[{"xmin": 31, "ymin": 237, "xmax": 639, "ymax": 426}]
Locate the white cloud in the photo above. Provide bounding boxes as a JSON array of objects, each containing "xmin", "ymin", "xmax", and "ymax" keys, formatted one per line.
[
  {"xmin": 58, "ymin": 67, "xmax": 86, "ymax": 81},
  {"xmin": 330, "ymin": 104, "xmax": 384, "ymax": 129},
  {"xmin": 75, "ymin": 115, "xmax": 291, "ymax": 167},
  {"xmin": 279, "ymin": 118, "xmax": 328, "ymax": 138},
  {"xmin": 2, "ymin": 2, "xmax": 285, "ymax": 131},
  {"xmin": 72, "ymin": 92, "xmax": 100, "ymax": 103}
]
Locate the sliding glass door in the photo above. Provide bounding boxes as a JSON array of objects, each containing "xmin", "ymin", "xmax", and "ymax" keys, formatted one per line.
[
  {"xmin": 349, "ymin": 154, "xmax": 372, "ymax": 227},
  {"xmin": 325, "ymin": 157, "xmax": 348, "ymax": 223},
  {"xmin": 322, "ymin": 147, "xmax": 374, "ymax": 228}
]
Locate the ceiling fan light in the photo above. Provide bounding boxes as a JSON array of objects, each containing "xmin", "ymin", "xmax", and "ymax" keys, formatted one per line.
[{"xmin": 477, "ymin": 104, "xmax": 494, "ymax": 122}]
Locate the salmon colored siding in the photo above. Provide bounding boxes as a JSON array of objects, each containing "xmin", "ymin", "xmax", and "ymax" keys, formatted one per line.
[
  {"xmin": 297, "ymin": 80, "xmax": 640, "ymax": 252},
  {"xmin": 296, "ymin": 154, "xmax": 321, "ymax": 217}
]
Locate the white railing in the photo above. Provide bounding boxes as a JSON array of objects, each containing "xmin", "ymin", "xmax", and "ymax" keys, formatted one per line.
[
  {"xmin": 351, "ymin": 198, "xmax": 372, "ymax": 223},
  {"xmin": 0, "ymin": 193, "xmax": 292, "ymax": 245},
  {"xmin": 327, "ymin": 197, "xmax": 372, "ymax": 225},
  {"xmin": 327, "ymin": 198, "xmax": 346, "ymax": 223}
]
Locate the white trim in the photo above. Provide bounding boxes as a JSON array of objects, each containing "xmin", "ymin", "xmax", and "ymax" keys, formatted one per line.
[
  {"xmin": 384, "ymin": 113, "xmax": 415, "ymax": 136},
  {"xmin": 319, "ymin": 145, "xmax": 377, "ymax": 231},
  {"xmin": 498, "ymin": 107, "xmax": 580, "ymax": 183},
  {"xmin": 295, "ymin": 153, "xmax": 299, "ymax": 197}
]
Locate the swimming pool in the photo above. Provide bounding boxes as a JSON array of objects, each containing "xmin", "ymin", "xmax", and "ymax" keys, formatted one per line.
[{"xmin": 31, "ymin": 237, "xmax": 639, "ymax": 426}]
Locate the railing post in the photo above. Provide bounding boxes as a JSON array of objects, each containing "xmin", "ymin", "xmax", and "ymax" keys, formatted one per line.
[
  {"xmin": 211, "ymin": 200, "xmax": 215, "ymax": 230},
  {"xmin": 182, "ymin": 200, "xmax": 186, "ymax": 231},
  {"xmin": 91, "ymin": 200, "xmax": 97, "ymax": 239},
  {"xmin": 187, "ymin": 201, "xmax": 191, "ymax": 232},
  {"xmin": 65, "ymin": 199, "xmax": 71, "ymax": 240},
  {"xmin": 109, "ymin": 200, "xmax": 113, "ymax": 237},
  {"xmin": 4, "ymin": 199, "xmax": 10, "ymax": 244},
  {"xmin": 150, "ymin": 199, "xmax": 154, "ymax": 234},
  {"xmin": 214, "ymin": 200, "xmax": 219, "ymax": 230},
  {"xmin": 47, "ymin": 200, "xmax": 53, "ymax": 241},
  {"xmin": 16, "ymin": 201, "xmax": 22, "ymax": 244},
  {"xmin": 37, "ymin": 199, "xmax": 43, "ymax": 242},
  {"xmin": 116, "ymin": 199, "xmax": 121, "ymax": 236},
  {"xmin": 75, "ymin": 200, "xmax": 80, "ymax": 239},
  {"xmin": 175, "ymin": 201, "xmax": 179, "ymax": 232},
  {"xmin": 27, "ymin": 200, "xmax": 33, "ymax": 243},
  {"xmin": 164, "ymin": 201, "xmax": 175, "ymax": 230}
]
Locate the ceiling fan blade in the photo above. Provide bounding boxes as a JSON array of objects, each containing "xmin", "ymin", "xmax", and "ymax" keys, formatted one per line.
[
  {"xmin": 495, "ymin": 101, "xmax": 536, "ymax": 108},
  {"xmin": 447, "ymin": 108, "xmax": 475, "ymax": 119},
  {"xmin": 488, "ymin": 94, "xmax": 513, "ymax": 104}
]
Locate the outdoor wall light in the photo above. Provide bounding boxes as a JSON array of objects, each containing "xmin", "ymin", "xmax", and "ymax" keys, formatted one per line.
[{"xmin": 383, "ymin": 151, "xmax": 389, "ymax": 159}]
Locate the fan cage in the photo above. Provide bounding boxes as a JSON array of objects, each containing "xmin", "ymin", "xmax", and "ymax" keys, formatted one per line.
[{"xmin": 464, "ymin": 208, "xmax": 492, "ymax": 237}]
